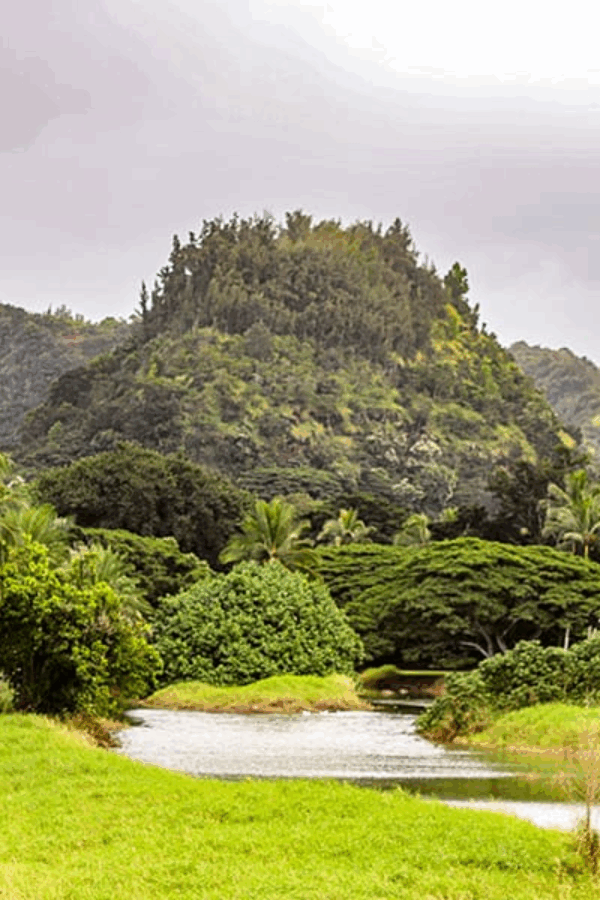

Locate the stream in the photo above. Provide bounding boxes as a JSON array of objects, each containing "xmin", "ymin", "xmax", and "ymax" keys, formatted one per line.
[{"xmin": 116, "ymin": 708, "xmax": 600, "ymax": 831}]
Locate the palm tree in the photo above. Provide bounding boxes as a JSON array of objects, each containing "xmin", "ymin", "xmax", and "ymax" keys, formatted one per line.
[
  {"xmin": 317, "ymin": 508, "xmax": 373, "ymax": 546},
  {"xmin": 543, "ymin": 469, "xmax": 600, "ymax": 560},
  {"xmin": 219, "ymin": 497, "xmax": 319, "ymax": 576},
  {"xmin": 64, "ymin": 543, "xmax": 150, "ymax": 622},
  {"xmin": 0, "ymin": 503, "xmax": 71, "ymax": 565},
  {"xmin": 393, "ymin": 513, "xmax": 431, "ymax": 547}
]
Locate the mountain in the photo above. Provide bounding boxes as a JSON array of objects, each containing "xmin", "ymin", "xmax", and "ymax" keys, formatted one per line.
[
  {"xmin": 0, "ymin": 304, "xmax": 130, "ymax": 449},
  {"xmin": 510, "ymin": 341, "xmax": 600, "ymax": 460},
  {"xmin": 10, "ymin": 214, "xmax": 568, "ymax": 521}
]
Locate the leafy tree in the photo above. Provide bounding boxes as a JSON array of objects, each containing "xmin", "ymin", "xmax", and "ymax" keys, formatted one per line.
[
  {"xmin": 152, "ymin": 561, "xmax": 363, "ymax": 686},
  {"xmin": 219, "ymin": 497, "xmax": 319, "ymax": 576},
  {"xmin": 317, "ymin": 508, "xmax": 373, "ymax": 546},
  {"xmin": 33, "ymin": 443, "xmax": 249, "ymax": 566},
  {"xmin": 0, "ymin": 541, "xmax": 161, "ymax": 714},
  {"xmin": 543, "ymin": 469, "xmax": 600, "ymax": 559},
  {"xmin": 74, "ymin": 527, "xmax": 210, "ymax": 609},
  {"xmin": 393, "ymin": 512, "xmax": 431, "ymax": 546},
  {"xmin": 317, "ymin": 539, "xmax": 600, "ymax": 668}
]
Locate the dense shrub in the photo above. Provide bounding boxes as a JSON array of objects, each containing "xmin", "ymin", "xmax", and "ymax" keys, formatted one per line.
[
  {"xmin": 418, "ymin": 638, "xmax": 600, "ymax": 741},
  {"xmin": 0, "ymin": 541, "xmax": 161, "ymax": 715},
  {"xmin": 152, "ymin": 561, "xmax": 364, "ymax": 686}
]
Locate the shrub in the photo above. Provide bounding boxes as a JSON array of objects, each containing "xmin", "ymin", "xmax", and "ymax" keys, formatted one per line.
[
  {"xmin": 152, "ymin": 561, "xmax": 364, "ymax": 686},
  {"xmin": 416, "ymin": 671, "xmax": 493, "ymax": 741},
  {"xmin": 477, "ymin": 641, "xmax": 575, "ymax": 710},
  {"xmin": 0, "ymin": 541, "xmax": 161, "ymax": 715}
]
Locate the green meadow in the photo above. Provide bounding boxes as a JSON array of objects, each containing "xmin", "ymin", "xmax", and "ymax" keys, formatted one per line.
[
  {"xmin": 468, "ymin": 704, "xmax": 600, "ymax": 756},
  {"xmin": 0, "ymin": 714, "xmax": 597, "ymax": 900}
]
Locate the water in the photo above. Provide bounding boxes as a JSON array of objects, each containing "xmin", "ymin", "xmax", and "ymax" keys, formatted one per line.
[{"xmin": 115, "ymin": 709, "xmax": 598, "ymax": 831}]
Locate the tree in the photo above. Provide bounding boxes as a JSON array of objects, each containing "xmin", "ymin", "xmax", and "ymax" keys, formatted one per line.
[
  {"xmin": 152, "ymin": 561, "xmax": 363, "ymax": 686},
  {"xmin": 219, "ymin": 498, "xmax": 319, "ymax": 576},
  {"xmin": 317, "ymin": 539, "xmax": 600, "ymax": 668},
  {"xmin": 543, "ymin": 469, "xmax": 600, "ymax": 559},
  {"xmin": 0, "ymin": 541, "xmax": 161, "ymax": 714},
  {"xmin": 393, "ymin": 513, "xmax": 431, "ymax": 547},
  {"xmin": 317, "ymin": 508, "xmax": 373, "ymax": 546}
]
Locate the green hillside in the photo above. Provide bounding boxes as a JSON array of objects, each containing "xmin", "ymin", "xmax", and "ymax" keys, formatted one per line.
[
  {"xmin": 510, "ymin": 341, "xmax": 600, "ymax": 460},
  {"xmin": 13, "ymin": 214, "xmax": 567, "ymax": 517},
  {"xmin": 0, "ymin": 304, "xmax": 129, "ymax": 449}
]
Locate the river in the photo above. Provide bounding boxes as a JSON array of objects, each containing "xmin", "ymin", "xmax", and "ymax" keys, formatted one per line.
[{"xmin": 116, "ymin": 708, "xmax": 600, "ymax": 832}]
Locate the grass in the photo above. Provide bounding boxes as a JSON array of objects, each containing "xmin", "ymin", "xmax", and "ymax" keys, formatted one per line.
[
  {"xmin": 142, "ymin": 673, "xmax": 372, "ymax": 713},
  {"xmin": 0, "ymin": 713, "xmax": 596, "ymax": 900},
  {"xmin": 467, "ymin": 704, "xmax": 600, "ymax": 756}
]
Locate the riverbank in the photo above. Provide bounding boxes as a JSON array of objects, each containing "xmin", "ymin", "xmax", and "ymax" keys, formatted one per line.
[
  {"xmin": 142, "ymin": 673, "xmax": 373, "ymax": 713},
  {"xmin": 0, "ymin": 713, "xmax": 596, "ymax": 899},
  {"xmin": 459, "ymin": 704, "xmax": 600, "ymax": 757}
]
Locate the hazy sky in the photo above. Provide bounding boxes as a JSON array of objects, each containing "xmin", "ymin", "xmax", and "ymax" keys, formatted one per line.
[{"xmin": 2, "ymin": 0, "xmax": 599, "ymax": 360}]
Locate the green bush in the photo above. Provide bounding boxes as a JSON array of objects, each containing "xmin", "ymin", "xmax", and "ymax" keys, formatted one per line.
[
  {"xmin": 416, "ymin": 671, "xmax": 493, "ymax": 741},
  {"xmin": 477, "ymin": 641, "xmax": 575, "ymax": 709},
  {"xmin": 152, "ymin": 561, "xmax": 364, "ymax": 686},
  {"xmin": 568, "ymin": 637, "xmax": 600, "ymax": 703},
  {"xmin": 0, "ymin": 541, "xmax": 161, "ymax": 715}
]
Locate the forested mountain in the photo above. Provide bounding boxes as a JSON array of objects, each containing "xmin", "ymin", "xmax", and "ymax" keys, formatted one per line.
[
  {"xmin": 0, "ymin": 304, "xmax": 130, "ymax": 448},
  {"xmin": 12, "ymin": 214, "xmax": 570, "ymax": 521},
  {"xmin": 510, "ymin": 342, "xmax": 600, "ymax": 460}
]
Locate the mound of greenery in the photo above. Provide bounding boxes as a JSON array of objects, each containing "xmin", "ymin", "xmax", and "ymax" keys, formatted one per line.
[
  {"xmin": 15, "ymin": 214, "xmax": 566, "ymax": 520},
  {"xmin": 317, "ymin": 539, "xmax": 600, "ymax": 668},
  {"xmin": 33, "ymin": 443, "xmax": 250, "ymax": 566},
  {"xmin": 0, "ymin": 303, "xmax": 129, "ymax": 450},
  {"xmin": 152, "ymin": 561, "xmax": 364, "ymax": 686},
  {"xmin": 418, "ymin": 638, "xmax": 600, "ymax": 741}
]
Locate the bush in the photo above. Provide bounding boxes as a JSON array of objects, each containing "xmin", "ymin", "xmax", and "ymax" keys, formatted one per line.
[
  {"xmin": 0, "ymin": 541, "xmax": 161, "ymax": 715},
  {"xmin": 477, "ymin": 641, "xmax": 575, "ymax": 709},
  {"xmin": 416, "ymin": 671, "xmax": 493, "ymax": 741},
  {"xmin": 568, "ymin": 637, "xmax": 600, "ymax": 703},
  {"xmin": 152, "ymin": 561, "xmax": 364, "ymax": 686}
]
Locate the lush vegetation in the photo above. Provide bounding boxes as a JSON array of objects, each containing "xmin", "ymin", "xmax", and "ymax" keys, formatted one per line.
[
  {"xmin": 33, "ymin": 443, "xmax": 250, "ymax": 566},
  {"xmin": 152, "ymin": 561, "xmax": 363, "ymax": 686},
  {"xmin": 144, "ymin": 673, "xmax": 369, "ymax": 712},
  {"xmin": 0, "ymin": 303, "xmax": 130, "ymax": 452},
  {"xmin": 511, "ymin": 340, "xmax": 600, "ymax": 459},
  {"xmin": 318, "ymin": 539, "xmax": 600, "ymax": 667},
  {"xmin": 469, "ymin": 703, "xmax": 600, "ymax": 754},
  {"xmin": 0, "ymin": 714, "xmax": 596, "ymax": 900},
  {"xmin": 418, "ymin": 639, "xmax": 600, "ymax": 742},
  {"xmin": 13, "ymin": 215, "xmax": 568, "ymax": 530}
]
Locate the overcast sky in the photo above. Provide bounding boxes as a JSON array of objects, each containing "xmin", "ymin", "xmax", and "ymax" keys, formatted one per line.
[{"xmin": 2, "ymin": 0, "xmax": 599, "ymax": 361}]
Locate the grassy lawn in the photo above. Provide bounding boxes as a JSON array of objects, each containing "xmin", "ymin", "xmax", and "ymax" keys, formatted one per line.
[
  {"xmin": 0, "ymin": 714, "xmax": 597, "ymax": 899},
  {"xmin": 142, "ymin": 673, "xmax": 371, "ymax": 712}
]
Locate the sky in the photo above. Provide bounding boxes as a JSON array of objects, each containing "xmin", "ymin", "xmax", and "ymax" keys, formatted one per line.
[{"xmin": 2, "ymin": 0, "xmax": 599, "ymax": 361}]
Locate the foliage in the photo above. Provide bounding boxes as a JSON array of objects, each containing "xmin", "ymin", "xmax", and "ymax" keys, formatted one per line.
[
  {"xmin": 0, "ymin": 541, "xmax": 161, "ymax": 715},
  {"xmin": 511, "ymin": 340, "xmax": 600, "ymax": 459},
  {"xmin": 419, "ymin": 638, "xmax": 600, "ymax": 741},
  {"xmin": 543, "ymin": 468, "xmax": 600, "ymax": 558},
  {"xmin": 33, "ymin": 443, "xmax": 249, "ymax": 566},
  {"xmin": 75, "ymin": 527, "xmax": 210, "ymax": 608},
  {"xmin": 392, "ymin": 512, "xmax": 431, "ymax": 546},
  {"xmin": 317, "ymin": 539, "xmax": 600, "ymax": 667},
  {"xmin": 219, "ymin": 497, "xmax": 319, "ymax": 575},
  {"xmin": 14, "ymin": 214, "xmax": 569, "ymax": 522},
  {"xmin": 316, "ymin": 507, "xmax": 373, "ymax": 546},
  {"xmin": 152, "ymin": 561, "xmax": 363, "ymax": 686}
]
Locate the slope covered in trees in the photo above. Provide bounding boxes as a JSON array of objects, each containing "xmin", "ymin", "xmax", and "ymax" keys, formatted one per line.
[
  {"xmin": 510, "ymin": 341, "xmax": 600, "ymax": 459},
  {"xmin": 0, "ymin": 304, "xmax": 130, "ymax": 450},
  {"xmin": 14, "ymin": 214, "xmax": 567, "ymax": 517}
]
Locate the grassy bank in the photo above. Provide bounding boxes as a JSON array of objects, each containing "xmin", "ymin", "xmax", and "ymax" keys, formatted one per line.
[
  {"xmin": 0, "ymin": 714, "xmax": 596, "ymax": 900},
  {"xmin": 142, "ymin": 673, "xmax": 372, "ymax": 713},
  {"xmin": 466, "ymin": 703, "xmax": 600, "ymax": 756}
]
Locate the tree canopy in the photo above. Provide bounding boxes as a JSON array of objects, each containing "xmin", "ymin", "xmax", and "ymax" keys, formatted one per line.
[{"xmin": 318, "ymin": 538, "xmax": 600, "ymax": 668}]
